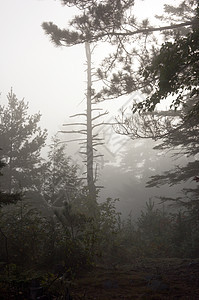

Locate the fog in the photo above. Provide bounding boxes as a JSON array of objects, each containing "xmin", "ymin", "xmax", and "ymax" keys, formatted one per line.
[
  {"xmin": 0, "ymin": 0, "xmax": 198, "ymax": 298},
  {"xmin": 0, "ymin": 0, "xmax": 167, "ymax": 139},
  {"xmin": 0, "ymin": 0, "xmax": 194, "ymax": 216}
]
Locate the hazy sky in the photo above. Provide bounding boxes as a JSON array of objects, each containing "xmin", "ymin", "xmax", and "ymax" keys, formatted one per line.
[
  {"xmin": 0, "ymin": 0, "xmax": 85, "ymax": 138},
  {"xmin": 0, "ymin": 0, "xmax": 172, "ymax": 147}
]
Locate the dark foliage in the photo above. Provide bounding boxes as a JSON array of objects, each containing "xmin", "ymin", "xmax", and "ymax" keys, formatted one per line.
[
  {"xmin": 0, "ymin": 151, "xmax": 21, "ymax": 207},
  {"xmin": 0, "ymin": 89, "xmax": 47, "ymax": 193},
  {"xmin": 42, "ymin": 0, "xmax": 135, "ymax": 46},
  {"xmin": 136, "ymin": 24, "xmax": 199, "ymax": 114}
]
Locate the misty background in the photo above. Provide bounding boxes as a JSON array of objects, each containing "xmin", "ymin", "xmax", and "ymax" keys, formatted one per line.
[{"xmin": 0, "ymin": 0, "xmax": 194, "ymax": 218}]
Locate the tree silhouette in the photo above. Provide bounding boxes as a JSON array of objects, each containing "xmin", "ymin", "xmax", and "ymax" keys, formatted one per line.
[{"xmin": 0, "ymin": 89, "xmax": 47, "ymax": 193}]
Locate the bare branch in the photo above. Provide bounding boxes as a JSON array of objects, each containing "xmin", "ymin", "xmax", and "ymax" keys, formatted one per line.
[
  {"xmin": 63, "ymin": 122, "xmax": 87, "ymax": 126},
  {"xmin": 57, "ymin": 138, "xmax": 86, "ymax": 143},
  {"xmin": 92, "ymin": 122, "xmax": 119, "ymax": 129},
  {"xmin": 94, "ymin": 154, "xmax": 104, "ymax": 158},
  {"xmin": 78, "ymin": 141, "xmax": 87, "ymax": 145},
  {"xmin": 91, "ymin": 108, "xmax": 104, "ymax": 111},
  {"xmin": 70, "ymin": 113, "xmax": 87, "ymax": 118},
  {"xmin": 59, "ymin": 130, "xmax": 87, "ymax": 134},
  {"xmin": 91, "ymin": 21, "xmax": 193, "ymax": 41},
  {"xmin": 92, "ymin": 111, "xmax": 109, "ymax": 121},
  {"xmin": 92, "ymin": 133, "xmax": 100, "ymax": 138},
  {"xmin": 93, "ymin": 138, "xmax": 104, "ymax": 141},
  {"xmin": 93, "ymin": 142, "xmax": 104, "ymax": 146}
]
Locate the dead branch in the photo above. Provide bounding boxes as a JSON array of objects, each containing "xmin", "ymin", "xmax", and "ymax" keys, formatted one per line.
[
  {"xmin": 59, "ymin": 130, "xmax": 87, "ymax": 134},
  {"xmin": 92, "ymin": 111, "xmax": 109, "ymax": 121},
  {"xmin": 94, "ymin": 154, "xmax": 104, "ymax": 158},
  {"xmin": 70, "ymin": 113, "xmax": 87, "ymax": 118},
  {"xmin": 63, "ymin": 123, "xmax": 87, "ymax": 126}
]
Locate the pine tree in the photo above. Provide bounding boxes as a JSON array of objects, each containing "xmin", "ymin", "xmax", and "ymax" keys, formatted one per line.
[{"xmin": 0, "ymin": 89, "xmax": 47, "ymax": 193}]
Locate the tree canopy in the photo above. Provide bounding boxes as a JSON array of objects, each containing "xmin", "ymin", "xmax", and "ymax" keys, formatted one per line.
[{"xmin": 135, "ymin": 18, "xmax": 199, "ymax": 115}]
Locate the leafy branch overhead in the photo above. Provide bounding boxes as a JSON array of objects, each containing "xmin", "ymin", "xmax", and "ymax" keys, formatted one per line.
[
  {"xmin": 42, "ymin": 1, "xmax": 198, "ymax": 113},
  {"xmin": 42, "ymin": 0, "xmax": 134, "ymax": 46},
  {"xmin": 138, "ymin": 25, "xmax": 199, "ymax": 114},
  {"xmin": 42, "ymin": 0, "xmax": 194, "ymax": 46}
]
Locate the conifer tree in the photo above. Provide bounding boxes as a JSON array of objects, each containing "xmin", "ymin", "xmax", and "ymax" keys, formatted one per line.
[
  {"xmin": 42, "ymin": 137, "xmax": 82, "ymax": 206},
  {"xmin": 0, "ymin": 89, "xmax": 47, "ymax": 193}
]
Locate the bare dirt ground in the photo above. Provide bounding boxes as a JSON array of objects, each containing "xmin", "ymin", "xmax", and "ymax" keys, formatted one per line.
[{"xmin": 69, "ymin": 258, "xmax": 199, "ymax": 299}]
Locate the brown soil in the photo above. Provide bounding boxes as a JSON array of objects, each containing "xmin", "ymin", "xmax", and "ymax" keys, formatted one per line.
[{"xmin": 69, "ymin": 258, "xmax": 199, "ymax": 299}]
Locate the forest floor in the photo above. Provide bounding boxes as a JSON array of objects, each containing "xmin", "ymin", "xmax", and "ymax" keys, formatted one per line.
[
  {"xmin": 69, "ymin": 258, "xmax": 199, "ymax": 299},
  {"xmin": 1, "ymin": 258, "xmax": 199, "ymax": 299}
]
